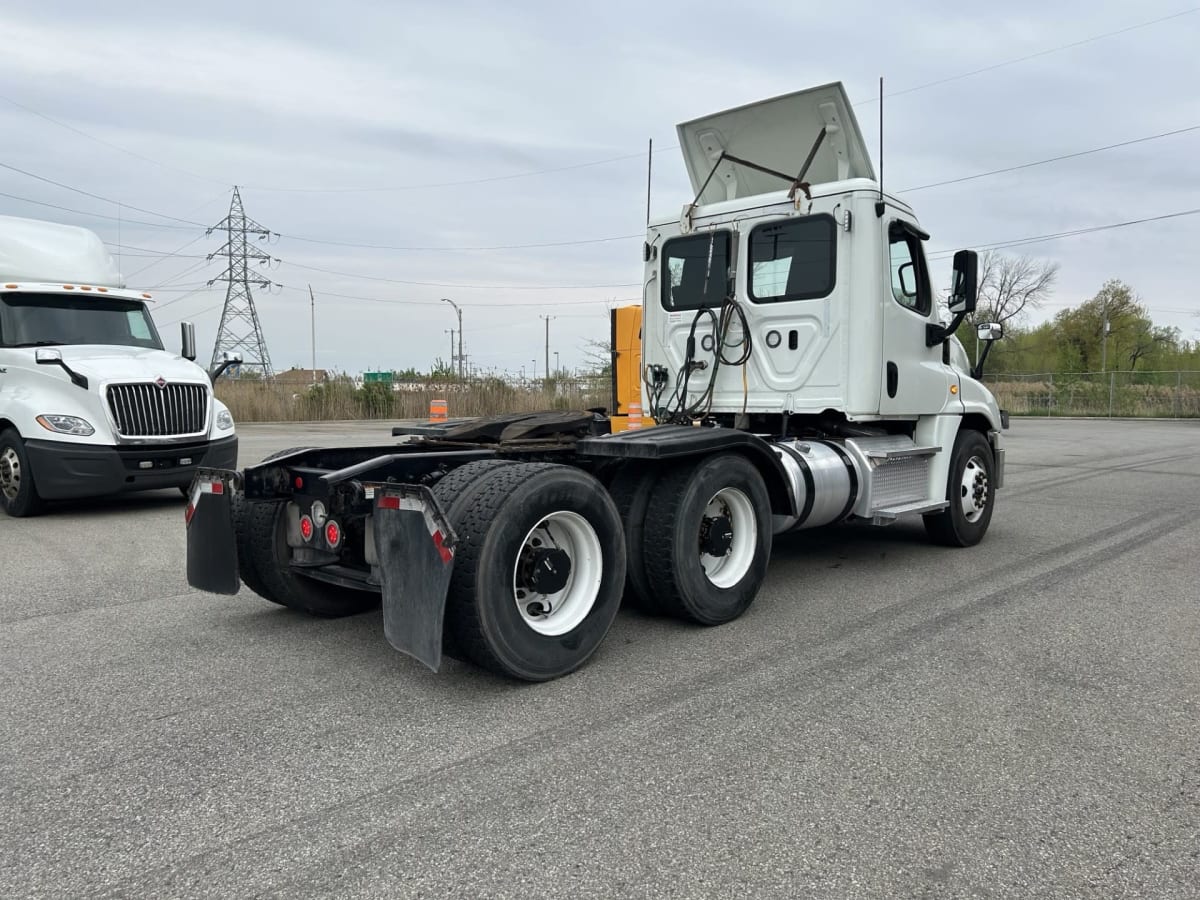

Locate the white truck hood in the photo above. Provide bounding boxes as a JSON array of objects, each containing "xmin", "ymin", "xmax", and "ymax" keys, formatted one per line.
[
  {"xmin": 677, "ymin": 81, "xmax": 875, "ymax": 205},
  {"xmin": 24, "ymin": 345, "xmax": 209, "ymax": 384}
]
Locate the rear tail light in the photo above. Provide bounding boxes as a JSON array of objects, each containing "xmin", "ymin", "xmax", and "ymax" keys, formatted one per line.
[
  {"xmin": 324, "ymin": 520, "xmax": 341, "ymax": 548},
  {"xmin": 299, "ymin": 515, "xmax": 314, "ymax": 542}
]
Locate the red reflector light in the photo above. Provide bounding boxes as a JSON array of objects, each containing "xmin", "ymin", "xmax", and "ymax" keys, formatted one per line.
[
  {"xmin": 299, "ymin": 515, "xmax": 314, "ymax": 541},
  {"xmin": 294, "ymin": 476, "xmax": 304, "ymax": 489},
  {"xmin": 377, "ymin": 495, "xmax": 400, "ymax": 510},
  {"xmin": 209, "ymin": 481, "xmax": 224, "ymax": 495},
  {"xmin": 324, "ymin": 520, "xmax": 341, "ymax": 547}
]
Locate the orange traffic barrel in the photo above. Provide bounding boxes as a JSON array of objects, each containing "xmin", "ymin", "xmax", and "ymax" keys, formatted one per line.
[
  {"xmin": 627, "ymin": 402, "xmax": 643, "ymax": 430},
  {"xmin": 429, "ymin": 399, "xmax": 448, "ymax": 421}
]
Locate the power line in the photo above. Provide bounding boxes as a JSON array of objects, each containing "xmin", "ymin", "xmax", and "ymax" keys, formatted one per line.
[
  {"xmin": 927, "ymin": 207, "xmax": 1200, "ymax": 259},
  {"xmin": 276, "ymin": 231, "xmax": 644, "ymax": 252},
  {"xmin": 0, "ymin": 190, "xmax": 200, "ymax": 230},
  {"xmin": 900, "ymin": 125, "xmax": 1200, "ymax": 193},
  {"xmin": 0, "ymin": 161, "xmax": 208, "ymax": 225},
  {"xmin": 855, "ymin": 7, "xmax": 1200, "ymax": 104},
  {"xmin": 274, "ymin": 284, "xmax": 634, "ymax": 308},
  {"xmin": 273, "ymin": 257, "xmax": 640, "ymax": 290},
  {"xmin": 0, "ymin": 92, "xmax": 232, "ymax": 187},
  {"xmin": 3, "ymin": 8, "xmax": 1194, "ymax": 202},
  {"xmin": 122, "ymin": 234, "xmax": 210, "ymax": 279}
]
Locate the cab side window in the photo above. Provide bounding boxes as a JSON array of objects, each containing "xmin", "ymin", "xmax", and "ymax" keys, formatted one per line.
[{"xmin": 888, "ymin": 223, "xmax": 931, "ymax": 315}]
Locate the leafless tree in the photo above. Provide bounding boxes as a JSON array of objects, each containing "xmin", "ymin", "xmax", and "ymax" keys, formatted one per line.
[{"xmin": 971, "ymin": 252, "xmax": 1059, "ymax": 327}]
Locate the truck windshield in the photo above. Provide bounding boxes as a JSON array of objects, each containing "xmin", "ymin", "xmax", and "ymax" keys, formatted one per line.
[{"xmin": 0, "ymin": 294, "xmax": 164, "ymax": 350}]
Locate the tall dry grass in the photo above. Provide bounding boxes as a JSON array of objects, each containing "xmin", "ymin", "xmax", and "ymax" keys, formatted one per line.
[
  {"xmin": 216, "ymin": 376, "xmax": 611, "ymax": 423},
  {"xmin": 989, "ymin": 376, "xmax": 1200, "ymax": 418}
]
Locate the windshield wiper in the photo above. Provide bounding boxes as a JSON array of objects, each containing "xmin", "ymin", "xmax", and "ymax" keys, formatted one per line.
[{"xmin": 8, "ymin": 340, "xmax": 65, "ymax": 348}]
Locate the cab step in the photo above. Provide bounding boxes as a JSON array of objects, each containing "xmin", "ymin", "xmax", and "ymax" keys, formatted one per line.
[
  {"xmin": 864, "ymin": 444, "xmax": 941, "ymax": 460},
  {"xmin": 870, "ymin": 500, "xmax": 949, "ymax": 525}
]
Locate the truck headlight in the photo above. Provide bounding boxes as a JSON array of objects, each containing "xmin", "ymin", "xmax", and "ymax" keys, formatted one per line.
[
  {"xmin": 36, "ymin": 415, "xmax": 95, "ymax": 436},
  {"xmin": 216, "ymin": 410, "xmax": 234, "ymax": 431}
]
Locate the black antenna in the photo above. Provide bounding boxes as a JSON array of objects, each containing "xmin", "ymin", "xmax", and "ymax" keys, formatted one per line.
[
  {"xmin": 645, "ymin": 138, "xmax": 653, "ymax": 226},
  {"xmin": 875, "ymin": 76, "xmax": 885, "ymax": 218}
]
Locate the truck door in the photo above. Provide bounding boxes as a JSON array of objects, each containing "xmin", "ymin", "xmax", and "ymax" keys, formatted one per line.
[{"xmin": 878, "ymin": 219, "xmax": 954, "ymax": 416}]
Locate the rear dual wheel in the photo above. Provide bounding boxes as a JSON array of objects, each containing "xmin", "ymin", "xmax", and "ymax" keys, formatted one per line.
[
  {"xmin": 233, "ymin": 446, "xmax": 377, "ymax": 617},
  {"xmin": 434, "ymin": 461, "xmax": 625, "ymax": 681},
  {"xmin": 642, "ymin": 453, "xmax": 773, "ymax": 625}
]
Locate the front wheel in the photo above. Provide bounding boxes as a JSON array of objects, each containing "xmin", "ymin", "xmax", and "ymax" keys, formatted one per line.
[
  {"xmin": 0, "ymin": 428, "xmax": 43, "ymax": 518},
  {"xmin": 642, "ymin": 453, "xmax": 773, "ymax": 625},
  {"xmin": 924, "ymin": 429, "xmax": 996, "ymax": 547}
]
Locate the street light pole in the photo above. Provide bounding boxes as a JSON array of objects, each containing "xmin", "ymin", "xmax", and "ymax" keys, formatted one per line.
[
  {"xmin": 441, "ymin": 298, "xmax": 463, "ymax": 379},
  {"xmin": 540, "ymin": 314, "xmax": 555, "ymax": 382}
]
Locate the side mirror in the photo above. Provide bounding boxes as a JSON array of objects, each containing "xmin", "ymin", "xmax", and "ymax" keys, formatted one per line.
[
  {"xmin": 36, "ymin": 347, "xmax": 88, "ymax": 389},
  {"xmin": 948, "ymin": 250, "xmax": 978, "ymax": 314},
  {"xmin": 976, "ymin": 322, "xmax": 1003, "ymax": 342},
  {"xmin": 897, "ymin": 262, "xmax": 917, "ymax": 297},
  {"xmin": 209, "ymin": 351, "xmax": 244, "ymax": 384},
  {"xmin": 181, "ymin": 322, "xmax": 197, "ymax": 361}
]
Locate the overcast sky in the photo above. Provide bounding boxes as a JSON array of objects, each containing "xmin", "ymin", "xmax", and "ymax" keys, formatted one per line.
[{"xmin": 2, "ymin": 1, "xmax": 1197, "ymax": 376}]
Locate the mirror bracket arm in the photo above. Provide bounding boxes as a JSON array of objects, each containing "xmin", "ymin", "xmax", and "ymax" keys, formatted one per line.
[
  {"xmin": 971, "ymin": 340, "xmax": 996, "ymax": 381},
  {"xmin": 926, "ymin": 310, "xmax": 967, "ymax": 347}
]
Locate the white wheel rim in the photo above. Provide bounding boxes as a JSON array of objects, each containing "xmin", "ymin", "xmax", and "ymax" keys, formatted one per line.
[
  {"xmin": 0, "ymin": 447, "xmax": 20, "ymax": 500},
  {"xmin": 512, "ymin": 510, "xmax": 603, "ymax": 637},
  {"xmin": 699, "ymin": 487, "xmax": 756, "ymax": 588},
  {"xmin": 959, "ymin": 454, "xmax": 990, "ymax": 523}
]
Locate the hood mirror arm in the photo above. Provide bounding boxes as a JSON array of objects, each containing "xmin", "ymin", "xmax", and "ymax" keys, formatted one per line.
[{"xmin": 35, "ymin": 350, "xmax": 88, "ymax": 390}]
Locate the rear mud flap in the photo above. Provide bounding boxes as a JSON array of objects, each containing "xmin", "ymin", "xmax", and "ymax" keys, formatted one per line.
[
  {"xmin": 185, "ymin": 468, "xmax": 240, "ymax": 595},
  {"xmin": 371, "ymin": 484, "xmax": 457, "ymax": 672}
]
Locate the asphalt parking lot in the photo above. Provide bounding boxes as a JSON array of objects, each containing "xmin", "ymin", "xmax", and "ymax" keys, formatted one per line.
[{"xmin": 2, "ymin": 418, "xmax": 1198, "ymax": 898}]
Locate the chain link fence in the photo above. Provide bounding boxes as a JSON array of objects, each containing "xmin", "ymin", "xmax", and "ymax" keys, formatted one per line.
[{"xmin": 987, "ymin": 371, "xmax": 1200, "ymax": 418}]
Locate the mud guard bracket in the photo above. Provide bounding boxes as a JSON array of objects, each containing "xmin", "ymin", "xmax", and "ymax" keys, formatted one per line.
[
  {"xmin": 185, "ymin": 468, "xmax": 240, "ymax": 594},
  {"xmin": 370, "ymin": 484, "xmax": 457, "ymax": 672}
]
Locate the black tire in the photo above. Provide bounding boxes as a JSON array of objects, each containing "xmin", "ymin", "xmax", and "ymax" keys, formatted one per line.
[
  {"xmin": 436, "ymin": 462, "xmax": 625, "ymax": 681},
  {"xmin": 241, "ymin": 499, "xmax": 379, "ymax": 617},
  {"xmin": 0, "ymin": 428, "xmax": 43, "ymax": 518},
  {"xmin": 607, "ymin": 462, "xmax": 662, "ymax": 613},
  {"xmin": 229, "ymin": 446, "xmax": 317, "ymax": 599},
  {"xmin": 924, "ymin": 429, "xmax": 996, "ymax": 547},
  {"xmin": 643, "ymin": 453, "xmax": 772, "ymax": 626},
  {"xmin": 432, "ymin": 458, "xmax": 516, "ymax": 502},
  {"xmin": 231, "ymin": 490, "xmax": 272, "ymax": 601}
]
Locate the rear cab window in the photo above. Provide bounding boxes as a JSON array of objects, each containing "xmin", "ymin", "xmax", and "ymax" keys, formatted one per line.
[
  {"xmin": 748, "ymin": 214, "xmax": 837, "ymax": 303},
  {"xmin": 661, "ymin": 231, "xmax": 732, "ymax": 310}
]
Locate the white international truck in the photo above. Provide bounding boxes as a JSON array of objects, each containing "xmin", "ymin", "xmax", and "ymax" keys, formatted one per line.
[
  {"xmin": 185, "ymin": 82, "xmax": 1007, "ymax": 681},
  {"xmin": 0, "ymin": 215, "xmax": 239, "ymax": 516}
]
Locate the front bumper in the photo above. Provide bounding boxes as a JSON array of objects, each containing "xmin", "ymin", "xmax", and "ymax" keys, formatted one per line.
[{"xmin": 25, "ymin": 435, "xmax": 239, "ymax": 500}]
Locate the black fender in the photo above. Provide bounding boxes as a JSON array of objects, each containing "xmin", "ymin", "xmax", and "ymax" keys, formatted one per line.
[{"xmin": 577, "ymin": 426, "xmax": 796, "ymax": 517}]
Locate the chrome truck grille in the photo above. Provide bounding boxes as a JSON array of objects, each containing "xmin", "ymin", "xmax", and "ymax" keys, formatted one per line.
[{"xmin": 106, "ymin": 382, "xmax": 209, "ymax": 437}]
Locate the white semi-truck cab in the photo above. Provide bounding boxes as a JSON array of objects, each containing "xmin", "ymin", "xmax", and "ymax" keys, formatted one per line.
[
  {"xmin": 0, "ymin": 215, "xmax": 238, "ymax": 516},
  {"xmin": 641, "ymin": 82, "xmax": 1006, "ymax": 541}
]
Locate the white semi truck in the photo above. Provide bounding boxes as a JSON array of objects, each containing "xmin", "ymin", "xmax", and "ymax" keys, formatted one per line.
[
  {"xmin": 0, "ymin": 215, "xmax": 239, "ymax": 516},
  {"xmin": 185, "ymin": 82, "xmax": 1007, "ymax": 681}
]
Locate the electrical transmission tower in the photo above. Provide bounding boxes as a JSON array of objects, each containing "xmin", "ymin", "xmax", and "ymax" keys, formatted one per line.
[{"xmin": 208, "ymin": 186, "xmax": 274, "ymax": 376}]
